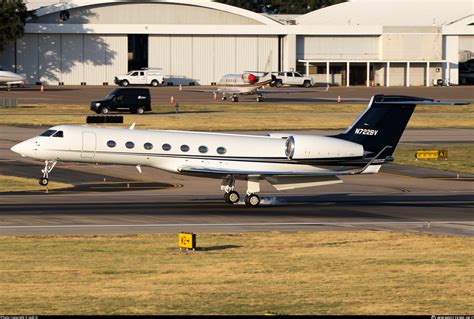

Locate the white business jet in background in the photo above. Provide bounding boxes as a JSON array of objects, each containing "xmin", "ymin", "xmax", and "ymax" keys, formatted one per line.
[
  {"xmin": 11, "ymin": 95, "xmax": 468, "ymax": 207},
  {"xmin": 0, "ymin": 67, "xmax": 25, "ymax": 89},
  {"xmin": 182, "ymin": 71, "xmax": 329, "ymax": 102}
]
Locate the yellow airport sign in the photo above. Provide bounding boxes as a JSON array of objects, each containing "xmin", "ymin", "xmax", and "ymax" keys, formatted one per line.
[
  {"xmin": 178, "ymin": 232, "xmax": 196, "ymax": 250},
  {"xmin": 415, "ymin": 150, "xmax": 448, "ymax": 160}
]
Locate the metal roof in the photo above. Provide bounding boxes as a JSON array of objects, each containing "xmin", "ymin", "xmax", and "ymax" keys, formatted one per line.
[{"xmin": 297, "ymin": 0, "xmax": 473, "ymax": 26}]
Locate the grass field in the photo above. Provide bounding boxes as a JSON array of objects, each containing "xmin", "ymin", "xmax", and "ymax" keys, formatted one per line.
[
  {"xmin": 0, "ymin": 175, "xmax": 71, "ymax": 192},
  {"xmin": 0, "ymin": 103, "xmax": 472, "ymax": 130},
  {"xmin": 393, "ymin": 144, "xmax": 474, "ymax": 174},
  {"xmin": 0, "ymin": 231, "xmax": 472, "ymax": 315}
]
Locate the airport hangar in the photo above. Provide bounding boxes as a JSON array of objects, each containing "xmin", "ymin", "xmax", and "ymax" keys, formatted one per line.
[{"xmin": 0, "ymin": 0, "xmax": 472, "ymax": 87}]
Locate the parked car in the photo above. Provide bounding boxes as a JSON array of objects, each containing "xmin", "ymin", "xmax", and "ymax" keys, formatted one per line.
[
  {"xmin": 271, "ymin": 71, "xmax": 313, "ymax": 88},
  {"xmin": 115, "ymin": 68, "xmax": 164, "ymax": 87},
  {"xmin": 90, "ymin": 88, "xmax": 151, "ymax": 114}
]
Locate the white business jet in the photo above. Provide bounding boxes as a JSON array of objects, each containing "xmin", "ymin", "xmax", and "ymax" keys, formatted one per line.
[
  {"xmin": 182, "ymin": 71, "xmax": 328, "ymax": 102},
  {"xmin": 10, "ymin": 95, "xmax": 468, "ymax": 207},
  {"xmin": 0, "ymin": 67, "xmax": 25, "ymax": 89}
]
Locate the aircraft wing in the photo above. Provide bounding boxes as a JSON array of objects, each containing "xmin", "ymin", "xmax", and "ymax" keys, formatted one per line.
[
  {"xmin": 178, "ymin": 166, "xmax": 373, "ymax": 177},
  {"xmin": 256, "ymin": 85, "xmax": 329, "ymax": 94},
  {"xmin": 180, "ymin": 89, "xmax": 217, "ymax": 93},
  {"xmin": 178, "ymin": 146, "xmax": 391, "ymax": 177}
]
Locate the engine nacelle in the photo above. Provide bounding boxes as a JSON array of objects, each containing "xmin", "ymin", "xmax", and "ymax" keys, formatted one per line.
[
  {"xmin": 285, "ymin": 135, "xmax": 364, "ymax": 160},
  {"xmin": 242, "ymin": 73, "xmax": 258, "ymax": 84}
]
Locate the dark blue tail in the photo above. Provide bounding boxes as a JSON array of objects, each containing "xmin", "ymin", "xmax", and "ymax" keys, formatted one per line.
[{"xmin": 335, "ymin": 95, "xmax": 467, "ymax": 159}]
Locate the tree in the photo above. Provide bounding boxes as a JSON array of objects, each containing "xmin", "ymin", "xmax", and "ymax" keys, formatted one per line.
[{"xmin": 0, "ymin": 0, "xmax": 33, "ymax": 52}]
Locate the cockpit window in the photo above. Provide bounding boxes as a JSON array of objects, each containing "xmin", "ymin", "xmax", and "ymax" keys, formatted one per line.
[
  {"xmin": 53, "ymin": 131, "xmax": 64, "ymax": 138},
  {"xmin": 40, "ymin": 130, "xmax": 57, "ymax": 137}
]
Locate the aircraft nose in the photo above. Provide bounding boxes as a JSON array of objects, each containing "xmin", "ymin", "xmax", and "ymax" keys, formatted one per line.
[{"xmin": 10, "ymin": 141, "xmax": 29, "ymax": 156}]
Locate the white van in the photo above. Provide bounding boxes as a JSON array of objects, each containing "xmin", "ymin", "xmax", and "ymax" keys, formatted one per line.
[{"xmin": 115, "ymin": 68, "xmax": 164, "ymax": 87}]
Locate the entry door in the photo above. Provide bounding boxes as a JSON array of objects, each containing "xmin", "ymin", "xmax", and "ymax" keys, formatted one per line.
[{"xmin": 81, "ymin": 132, "xmax": 96, "ymax": 158}]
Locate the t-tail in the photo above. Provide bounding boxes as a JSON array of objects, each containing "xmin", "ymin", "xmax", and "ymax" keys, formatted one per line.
[{"xmin": 335, "ymin": 95, "xmax": 469, "ymax": 160}]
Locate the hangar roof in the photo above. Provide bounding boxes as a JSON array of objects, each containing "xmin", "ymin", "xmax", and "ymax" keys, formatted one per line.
[
  {"xmin": 297, "ymin": 0, "xmax": 473, "ymax": 26},
  {"xmin": 31, "ymin": 0, "xmax": 281, "ymax": 26}
]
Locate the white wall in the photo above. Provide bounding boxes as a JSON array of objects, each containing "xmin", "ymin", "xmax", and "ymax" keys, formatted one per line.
[
  {"xmin": 297, "ymin": 36, "xmax": 379, "ymax": 60},
  {"xmin": 382, "ymin": 33, "xmax": 442, "ymax": 61}
]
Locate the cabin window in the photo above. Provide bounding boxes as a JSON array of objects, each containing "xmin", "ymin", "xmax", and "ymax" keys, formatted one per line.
[
  {"xmin": 53, "ymin": 131, "xmax": 64, "ymax": 138},
  {"xmin": 198, "ymin": 146, "xmax": 208, "ymax": 154},
  {"xmin": 125, "ymin": 141, "xmax": 135, "ymax": 149},
  {"xmin": 180, "ymin": 145, "xmax": 190, "ymax": 152},
  {"xmin": 144, "ymin": 142, "xmax": 153, "ymax": 150},
  {"xmin": 162, "ymin": 144, "xmax": 171, "ymax": 151},
  {"xmin": 107, "ymin": 140, "xmax": 116, "ymax": 148},
  {"xmin": 40, "ymin": 130, "xmax": 57, "ymax": 137},
  {"xmin": 217, "ymin": 147, "xmax": 226, "ymax": 155}
]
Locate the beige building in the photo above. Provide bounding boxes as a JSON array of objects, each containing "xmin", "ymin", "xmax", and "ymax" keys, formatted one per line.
[{"xmin": 1, "ymin": 0, "xmax": 472, "ymax": 86}]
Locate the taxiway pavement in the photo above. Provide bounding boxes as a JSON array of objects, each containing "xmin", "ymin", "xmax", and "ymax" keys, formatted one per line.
[{"xmin": 1, "ymin": 125, "xmax": 472, "ymax": 236}]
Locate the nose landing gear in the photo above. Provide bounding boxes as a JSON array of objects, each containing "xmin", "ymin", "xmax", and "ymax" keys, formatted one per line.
[{"xmin": 39, "ymin": 160, "xmax": 57, "ymax": 186}]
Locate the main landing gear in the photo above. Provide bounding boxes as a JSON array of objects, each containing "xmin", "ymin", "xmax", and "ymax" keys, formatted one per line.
[
  {"xmin": 221, "ymin": 175, "xmax": 262, "ymax": 207},
  {"xmin": 256, "ymin": 94, "xmax": 264, "ymax": 102},
  {"xmin": 39, "ymin": 160, "xmax": 57, "ymax": 186},
  {"xmin": 231, "ymin": 94, "xmax": 239, "ymax": 102}
]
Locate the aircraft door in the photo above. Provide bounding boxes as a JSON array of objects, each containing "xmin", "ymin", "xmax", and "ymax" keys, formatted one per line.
[{"xmin": 81, "ymin": 132, "xmax": 96, "ymax": 158}]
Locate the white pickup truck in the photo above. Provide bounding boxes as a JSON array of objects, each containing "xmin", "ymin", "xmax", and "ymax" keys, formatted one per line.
[
  {"xmin": 115, "ymin": 68, "xmax": 164, "ymax": 87},
  {"xmin": 271, "ymin": 71, "xmax": 313, "ymax": 88}
]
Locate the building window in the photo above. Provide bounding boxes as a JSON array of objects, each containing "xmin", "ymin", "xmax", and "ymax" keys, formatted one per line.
[
  {"xmin": 107, "ymin": 140, "xmax": 116, "ymax": 148},
  {"xmin": 180, "ymin": 145, "xmax": 190, "ymax": 152},
  {"xmin": 125, "ymin": 141, "xmax": 135, "ymax": 149},
  {"xmin": 198, "ymin": 146, "xmax": 208, "ymax": 154},
  {"xmin": 162, "ymin": 144, "xmax": 171, "ymax": 151},
  {"xmin": 217, "ymin": 147, "xmax": 226, "ymax": 155},
  {"xmin": 144, "ymin": 142, "xmax": 153, "ymax": 150}
]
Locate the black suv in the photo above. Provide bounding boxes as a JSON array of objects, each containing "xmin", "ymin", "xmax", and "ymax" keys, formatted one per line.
[{"xmin": 90, "ymin": 88, "xmax": 151, "ymax": 114}]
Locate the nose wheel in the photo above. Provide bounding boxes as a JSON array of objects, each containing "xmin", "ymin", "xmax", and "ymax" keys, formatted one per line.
[{"xmin": 38, "ymin": 160, "xmax": 57, "ymax": 186}]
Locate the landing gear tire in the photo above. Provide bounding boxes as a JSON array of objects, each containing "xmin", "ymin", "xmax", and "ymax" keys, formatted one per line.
[
  {"xmin": 256, "ymin": 95, "xmax": 264, "ymax": 102},
  {"xmin": 221, "ymin": 96, "xmax": 227, "ymax": 101},
  {"xmin": 231, "ymin": 95, "xmax": 238, "ymax": 102},
  {"xmin": 244, "ymin": 194, "xmax": 260, "ymax": 207},
  {"xmin": 39, "ymin": 177, "xmax": 49, "ymax": 186},
  {"xmin": 224, "ymin": 191, "xmax": 240, "ymax": 204}
]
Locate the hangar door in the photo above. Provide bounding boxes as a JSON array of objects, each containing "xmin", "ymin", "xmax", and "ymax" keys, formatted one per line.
[{"xmin": 148, "ymin": 35, "xmax": 279, "ymax": 85}]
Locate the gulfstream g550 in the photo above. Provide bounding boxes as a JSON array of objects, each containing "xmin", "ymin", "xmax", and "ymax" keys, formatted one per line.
[{"xmin": 10, "ymin": 95, "xmax": 468, "ymax": 207}]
